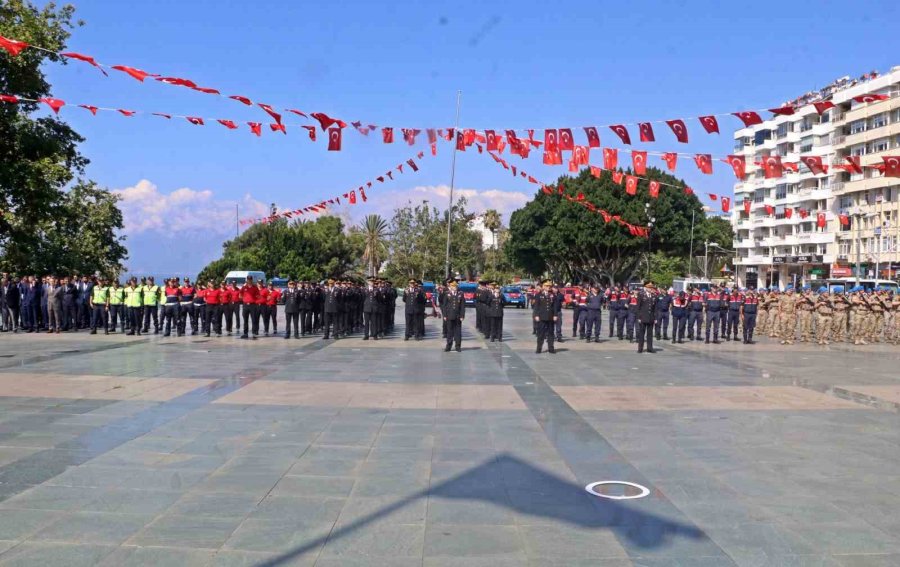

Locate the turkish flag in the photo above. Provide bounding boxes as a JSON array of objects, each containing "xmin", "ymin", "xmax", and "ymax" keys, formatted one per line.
[
  {"xmin": 799, "ymin": 208, "xmax": 809, "ymax": 219},
  {"xmin": 725, "ymin": 155, "xmax": 746, "ymax": 179},
  {"xmin": 111, "ymin": 65, "xmax": 153, "ymax": 82},
  {"xmin": 382, "ymin": 128, "xmax": 394, "ymax": 143},
  {"xmin": 348, "ymin": 191, "xmax": 356, "ymax": 204},
  {"xmin": 0, "ymin": 35, "xmax": 29, "ymax": 56},
  {"xmin": 625, "ymin": 176, "xmax": 638, "ymax": 195},
  {"xmin": 327, "ymin": 127, "xmax": 342, "ymax": 151},
  {"xmin": 407, "ymin": 159, "xmax": 419, "ymax": 172},
  {"xmin": 694, "ymin": 154, "xmax": 713, "ymax": 174},
  {"xmin": 662, "ymin": 152, "xmax": 677, "ymax": 172},
  {"xmin": 883, "ymin": 156, "xmax": 900, "ymax": 177},
  {"xmin": 573, "ymin": 146, "xmax": 589, "ymax": 166},
  {"xmin": 426, "ymin": 128, "xmax": 437, "ymax": 144},
  {"xmin": 733, "ymin": 111, "xmax": 763, "ymax": 127},
  {"xmin": 603, "ymin": 148, "xmax": 618, "ymax": 170},
  {"xmin": 217, "ymin": 119, "xmax": 238, "ymax": 129},
  {"xmin": 544, "ymin": 129, "xmax": 558, "ymax": 153},
  {"xmin": 639, "ymin": 122, "xmax": 655, "ymax": 142},
  {"xmin": 698, "ymin": 115, "xmax": 720, "ymax": 134},
  {"xmin": 386, "ymin": 171, "xmax": 394, "ymax": 180},
  {"xmin": 609, "ymin": 124, "xmax": 631, "ymax": 145},
  {"xmin": 302, "ymin": 126, "xmax": 316, "ymax": 141},
  {"xmin": 157, "ymin": 76, "xmax": 197, "ymax": 87},
  {"xmin": 763, "ymin": 155, "xmax": 783, "ymax": 178},
  {"xmin": 40, "ymin": 98, "xmax": 64, "ymax": 114},
  {"xmin": 0, "ymin": 94, "xmax": 19, "ymax": 104},
  {"xmin": 397, "ymin": 163, "xmax": 404, "ymax": 174},
  {"xmin": 542, "ymin": 185, "xmax": 554, "ymax": 195},
  {"xmin": 813, "ymin": 101, "xmax": 835, "ymax": 115},
  {"xmin": 152, "ymin": 113, "xmax": 172, "ymax": 119},
  {"xmin": 418, "ymin": 151, "xmax": 424, "ymax": 159},
  {"xmin": 377, "ymin": 176, "xmax": 384, "ymax": 183},
  {"xmin": 649, "ymin": 181, "xmax": 660, "ymax": 199},
  {"xmin": 721, "ymin": 197, "xmax": 731, "ymax": 213},
  {"xmin": 486, "ymin": 130, "xmax": 498, "ymax": 151},
  {"xmin": 310, "ymin": 112, "xmax": 345, "ymax": 131},
  {"xmin": 117, "ymin": 109, "xmax": 136, "ymax": 117},
  {"xmin": 542, "ymin": 149, "xmax": 562, "ymax": 166},
  {"xmin": 816, "ymin": 212, "xmax": 826, "ymax": 228},
  {"xmin": 708, "ymin": 193, "xmax": 718, "ymax": 201},
  {"xmin": 684, "ymin": 187, "xmax": 693, "ymax": 196},
  {"xmin": 402, "ymin": 128, "xmax": 420, "ymax": 145},
  {"xmin": 853, "ymin": 93, "xmax": 889, "ymax": 103},
  {"xmin": 456, "ymin": 130, "xmax": 466, "ymax": 151},
  {"xmin": 496, "ymin": 137, "xmax": 507, "ymax": 155},
  {"xmin": 78, "ymin": 104, "xmax": 98, "ymax": 115},
  {"xmin": 258, "ymin": 103, "xmax": 282, "ymax": 125},
  {"xmin": 584, "ymin": 126, "xmax": 601, "ymax": 148},
  {"xmin": 600, "ymin": 210, "xmax": 612, "ymax": 223},
  {"xmin": 590, "ymin": 166, "xmax": 602, "ymax": 178},
  {"xmin": 632, "ymin": 150, "xmax": 647, "ymax": 175},
  {"xmin": 506, "ymin": 129, "xmax": 520, "ymax": 146},
  {"xmin": 666, "ymin": 119, "xmax": 689, "ymax": 143},
  {"xmin": 612, "ymin": 171, "xmax": 624, "ymax": 185},
  {"xmin": 62, "ymin": 52, "xmax": 108, "ymax": 75},
  {"xmin": 844, "ymin": 155, "xmax": 863, "ymax": 174},
  {"xmin": 559, "ymin": 128, "xmax": 574, "ymax": 151},
  {"xmin": 360, "ymin": 188, "xmax": 368, "ymax": 202},
  {"xmin": 288, "ymin": 109, "xmax": 308, "ymax": 118},
  {"xmin": 186, "ymin": 116, "xmax": 204, "ymax": 125},
  {"xmin": 801, "ymin": 155, "xmax": 826, "ymax": 175},
  {"xmin": 785, "ymin": 207, "xmax": 793, "ymax": 219},
  {"xmin": 839, "ymin": 214, "xmax": 849, "ymax": 226},
  {"xmin": 248, "ymin": 122, "xmax": 262, "ymax": 137},
  {"xmin": 192, "ymin": 87, "xmax": 220, "ymax": 95},
  {"xmin": 783, "ymin": 161, "xmax": 799, "ymax": 173},
  {"xmin": 568, "ymin": 161, "xmax": 578, "ymax": 173},
  {"xmin": 769, "ymin": 106, "xmax": 796, "ymax": 116},
  {"xmin": 764, "ymin": 205, "xmax": 774, "ymax": 215},
  {"xmin": 743, "ymin": 200, "xmax": 751, "ymax": 214},
  {"xmin": 229, "ymin": 95, "xmax": 253, "ymax": 105},
  {"xmin": 270, "ymin": 123, "xmax": 286, "ymax": 134}
]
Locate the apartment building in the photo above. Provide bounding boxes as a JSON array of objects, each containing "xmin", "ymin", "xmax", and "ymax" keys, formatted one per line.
[{"xmin": 732, "ymin": 66, "xmax": 900, "ymax": 289}]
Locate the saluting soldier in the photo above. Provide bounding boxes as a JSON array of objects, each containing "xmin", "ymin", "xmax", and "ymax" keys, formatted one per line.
[
  {"xmin": 441, "ymin": 279, "xmax": 465, "ymax": 352},
  {"xmin": 582, "ymin": 284, "xmax": 603, "ymax": 343},
  {"xmin": 725, "ymin": 288, "xmax": 744, "ymax": 342},
  {"xmin": 688, "ymin": 286, "xmax": 704, "ymax": 340},
  {"xmin": 533, "ymin": 279, "xmax": 557, "ymax": 354},
  {"xmin": 671, "ymin": 291, "xmax": 688, "ymax": 344},
  {"xmin": 797, "ymin": 288, "xmax": 816, "ymax": 343},
  {"xmin": 486, "ymin": 281, "xmax": 504, "ymax": 342},
  {"xmin": 778, "ymin": 288, "xmax": 798, "ymax": 345},
  {"xmin": 704, "ymin": 285, "xmax": 723, "ymax": 344},
  {"xmin": 282, "ymin": 280, "xmax": 300, "ymax": 339},
  {"xmin": 636, "ymin": 281, "xmax": 659, "ymax": 353},
  {"xmin": 766, "ymin": 290, "xmax": 781, "ymax": 338},
  {"xmin": 831, "ymin": 290, "xmax": 850, "ymax": 342}
]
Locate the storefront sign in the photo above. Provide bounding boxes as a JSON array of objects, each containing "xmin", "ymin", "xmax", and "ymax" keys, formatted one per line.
[
  {"xmin": 772, "ymin": 256, "xmax": 786, "ymax": 265},
  {"xmin": 831, "ymin": 266, "xmax": 852, "ymax": 277},
  {"xmin": 791, "ymin": 254, "xmax": 823, "ymax": 264}
]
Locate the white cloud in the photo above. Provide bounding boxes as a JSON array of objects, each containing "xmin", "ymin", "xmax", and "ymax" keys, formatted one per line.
[
  {"xmin": 355, "ymin": 184, "xmax": 529, "ymax": 225},
  {"xmin": 112, "ymin": 180, "xmax": 269, "ymax": 235}
]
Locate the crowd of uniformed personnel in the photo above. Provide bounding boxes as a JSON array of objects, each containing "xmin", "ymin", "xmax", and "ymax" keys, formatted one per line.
[
  {"xmin": 0, "ymin": 273, "xmax": 399, "ymax": 340},
  {"xmin": 531, "ymin": 282, "xmax": 900, "ymax": 348}
]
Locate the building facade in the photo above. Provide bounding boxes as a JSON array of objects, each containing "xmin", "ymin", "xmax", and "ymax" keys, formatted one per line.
[{"xmin": 732, "ymin": 66, "xmax": 900, "ymax": 289}]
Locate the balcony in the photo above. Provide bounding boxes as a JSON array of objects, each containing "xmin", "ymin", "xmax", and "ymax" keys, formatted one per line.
[
  {"xmin": 840, "ymin": 174, "xmax": 900, "ymax": 194},
  {"xmin": 796, "ymin": 231, "xmax": 834, "ymax": 245},
  {"xmin": 834, "ymin": 122, "xmax": 900, "ymax": 149},
  {"xmin": 842, "ymin": 96, "xmax": 900, "ymax": 124}
]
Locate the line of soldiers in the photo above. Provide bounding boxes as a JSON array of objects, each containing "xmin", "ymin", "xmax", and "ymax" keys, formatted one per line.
[
  {"xmin": 552, "ymin": 283, "xmax": 900, "ymax": 347},
  {"xmin": 473, "ymin": 281, "xmax": 506, "ymax": 342}
]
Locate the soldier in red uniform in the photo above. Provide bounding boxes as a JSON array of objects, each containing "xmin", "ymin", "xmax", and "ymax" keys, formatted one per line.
[
  {"xmin": 240, "ymin": 276, "xmax": 259, "ymax": 339},
  {"xmin": 226, "ymin": 282, "xmax": 240, "ymax": 335},
  {"xmin": 203, "ymin": 281, "xmax": 222, "ymax": 337},
  {"xmin": 263, "ymin": 281, "xmax": 281, "ymax": 336},
  {"xmin": 178, "ymin": 278, "xmax": 197, "ymax": 336},
  {"xmin": 255, "ymin": 280, "xmax": 268, "ymax": 337},
  {"xmin": 162, "ymin": 279, "xmax": 181, "ymax": 337}
]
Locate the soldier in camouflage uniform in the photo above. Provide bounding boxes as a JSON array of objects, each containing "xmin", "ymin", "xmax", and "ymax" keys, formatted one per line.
[
  {"xmin": 757, "ymin": 291, "xmax": 769, "ymax": 335},
  {"xmin": 796, "ymin": 289, "xmax": 816, "ymax": 342},
  {"xmin": 778, "ymin": 288, "xmax": 797, "ymax": 345},
  {"xmin": 850, "ymin": 291, "xmax": 869, "ymax": 345},
  {"xmin": 767, "ymin": 291, "xmax": 781, "ymax": 338},
  {"xmin": 832, "ymin": 292, "xmax": 851, "ymax": 343},
  {"xmin": 815, "ymin": 291, "xmax": 834, "ymax": 346}
]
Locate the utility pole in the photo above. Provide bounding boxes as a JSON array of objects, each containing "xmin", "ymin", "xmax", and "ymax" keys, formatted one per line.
[
  {"xmin": 688, "ymin": 209, "xmax": 695, "ymax": 276},
  {"xmin": 444, "ymin": 90, "xmax": 462, "ymax": 280}
]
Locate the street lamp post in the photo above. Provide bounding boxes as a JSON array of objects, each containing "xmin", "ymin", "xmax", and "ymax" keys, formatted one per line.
[{"xmin": 645, "ymin": 203, "xmax": 656, "ymax": 279}]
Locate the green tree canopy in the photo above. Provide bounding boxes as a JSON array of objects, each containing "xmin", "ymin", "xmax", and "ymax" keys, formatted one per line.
[
  {"xmin": 0, "ymin": 1, "xmax": 127, "ymax": 276},
  {"xmin": 197, "ymin": 216, "xmax": 359, "ymax": 282},
  {"xmin": 505, "ymin": 167, "xmax": 731, "ymax": 285}
]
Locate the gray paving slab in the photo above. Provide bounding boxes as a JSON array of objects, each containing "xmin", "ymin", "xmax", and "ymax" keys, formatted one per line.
[{"xmin": 0, "ymin": 307, "xmax": 899, "ymax": 565}]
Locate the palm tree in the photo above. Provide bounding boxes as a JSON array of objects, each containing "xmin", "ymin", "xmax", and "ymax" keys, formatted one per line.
[
  {"xmin": 483, "ymin": 209, "xmax": 502, "ymax": 250},
  {"xmin": 359, "ymin": 214, "xmax": 390, "ymax": 277}
]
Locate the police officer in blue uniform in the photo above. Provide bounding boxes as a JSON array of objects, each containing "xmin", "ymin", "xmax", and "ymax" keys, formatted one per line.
[
  {"xmin": 726, "ymin": 288, "xmax": 744, "ymax": 341},
  {"xmin": 607, "ymin": 287, "xmax": 620, "ymax": 338},
  {"xmin": 688, "ymin": 287, "xmax": 704, "ymax": 340},
  {"xmin": 625, "ymin": 289, "xmax": 639, "ymax": 342},
  {"xmin": 671, "ymin": 291, "xmax": 688, "ymax": 343},
  {"xmin": 581, "ymin": 284, "xmax": 603, "ymax": 342}
]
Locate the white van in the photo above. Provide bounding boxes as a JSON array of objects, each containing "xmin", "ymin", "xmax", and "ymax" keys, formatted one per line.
[
  {"xmin": 825, "ymin": 278, "xmax": 898, "ymax": 293},
  {"xmin": 224, "ymin": 271, "xmax": 266, "ymax": 287},
  {"xmin": 672, "ymin": 278, "xmax": 712, "ymax": 293}
]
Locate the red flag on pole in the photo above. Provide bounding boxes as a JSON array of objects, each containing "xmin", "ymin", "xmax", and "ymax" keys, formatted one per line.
[
  {"xmin": 698, "ymin": 115, "xmax": 719, "ymax": 134},
  {"xmin": 603, "ymin": 148, "xmax": 618, "ymax": 170},
  {"xmin": 662, "ymin": 152, "xmax": 677, "ymax": 172},
  {"xmin": 625, "ymin": 175, "xmax": 638, "ymax": 195},
  {"xmin": 816, "ymin": 212, "xmax": 826, "ymax": 228},
  {"xmin": 639, "ymin": 122, "xmax": 655, "ymax": 142},
  {"xmin": 327, "ymin": 127, "xmax": 342, "ymax": 151},
  {"xmin": 649, "ymin": 181, "xmax": 660, "ymax": 199},
  {"xmin": 694, "ymin": 154, "xmax": 713, "ymax": 174},
  {"xmin": 721, "ymin": 197, "xmax": 731, "ymax": 213},
  {"xmin": 609, "ymin": 124, "xmax": 631, "ymax": 145},
  {"xmin": 584, "ymin": 126, "xmax": 601, "ymax": 148},
  {"xmin": 632, "ymin": 151, "xmax": 647, "ymax": 175},
  {"xmin": 666, "ymin": 119, "xmax": 689, "ymax": 143}
]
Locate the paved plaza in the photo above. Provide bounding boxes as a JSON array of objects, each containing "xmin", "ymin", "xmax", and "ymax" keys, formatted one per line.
[{"xmin": 0, "ymin": 308, "xmax": 899, "ymax": 566}]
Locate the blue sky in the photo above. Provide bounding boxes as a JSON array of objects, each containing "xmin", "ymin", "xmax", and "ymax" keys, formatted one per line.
[{"xmin": 39, "ymin": 0, "xmax": 900, "ymax": 276}]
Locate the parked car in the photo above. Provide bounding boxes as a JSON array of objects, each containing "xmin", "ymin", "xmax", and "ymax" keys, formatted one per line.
[
  {"xmin": 501, "ymin": 285, "xmax": 526, "ymax": 308},
  {"xmin": 224, "ymin": 271, "xmax": 266, "ymax": 287},
  {"xmin": 458, "ymin": 282, "xmax": 478, "ymax": 305}
]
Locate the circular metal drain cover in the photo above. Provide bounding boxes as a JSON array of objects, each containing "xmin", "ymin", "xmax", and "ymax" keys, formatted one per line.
[{"xmin": 585, "ymin": 481, "xmax": 650, "ymax": 500}]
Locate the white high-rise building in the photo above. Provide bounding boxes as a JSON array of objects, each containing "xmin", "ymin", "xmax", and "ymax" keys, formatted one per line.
[{"xmin": 732, "ymin": 66, "xmax": 900, "ymax": 289}]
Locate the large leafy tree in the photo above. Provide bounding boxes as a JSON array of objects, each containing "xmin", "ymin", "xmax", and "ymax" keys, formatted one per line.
[
  {"xmin": 506, "ymin": 167, "xmax": 728, "ymax": 284},
  {"xmin": 383, "ymin": 197, "xmax": 484, "ymax": 284},
  {"xmin": 0, "ymin": 1, "xmax": 127, "ymax": 275},
  {"xmin": 197, "ymin": 216, "xmax": 359, "ymax": 282}
]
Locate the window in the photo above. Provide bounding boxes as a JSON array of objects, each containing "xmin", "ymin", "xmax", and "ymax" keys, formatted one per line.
[
  {"xmin": 753, "ymin": 189, "xmax": 766, "ymax": 203},
  {"xmin": 818, "ymin": 244, "xmax": 828, "ymax": 254},
  {"xmin": 850, "ymin": 120, "xmax": 866, "ymax": 134},
  {"xmin": 775, "ymin": 185, "xmax": 787, "ymax": 199},
  {"xmin": 839, "ymin": 195, "xmax": 853, "ymax": 210},
  {"xmin": 873, "ymin": 139, "xmax": 888, "ymax": 153},
  {"xmin": 872, "ymin": 114, "xmax": 887, "ymax": 129},
  {"xmin": 839, "ymin": 242, "xmax": 851, "ymax": 255},
  {"xmin": 776, "ymin": 123, "xmax": 790, "ymax": 137}
]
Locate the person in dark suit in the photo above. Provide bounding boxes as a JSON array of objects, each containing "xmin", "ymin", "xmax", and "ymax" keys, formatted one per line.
[
  {"xmin": 441, "ymin": 279, "xmax": 465, "ymax": 352},
  {"xmin": 61, "ymin": 276, "xmax": 78, "ymax": 331},
  {"xmin": 78, "ymin": 276, "xmax": 93, "ymax": 329},
  {"xmin": 46, "ymin": 276, "xmax": 65, "ymax": 333},
  {"xmin": 403, "ymin": 279, "xmax": 426, "ymax": 340},
  {"xmin": 21, "ymin": 276, "xmax": 38, "ymax": 332},
  {"xmin": 282, "ymin": 280, "xmax": 301, "ymax": 339},
  {"xmin": 3, "ymin": 278, "xmax": 20, "ymax": 332},
  {"xmin": 362, "ymin": 278, "xmax": 379, "ymax": 340},
  {"xmin": 322, "ymin": 279, "xmax": 340, "ymax": 339},
  {"xmin": 636, "ymin": 280, "xmax": 660, "ymax": 354},
  {"xmin": 533, "ymin": 280, "xmax": 558, "ymax": 354},
  {"xmin": 485, "ymin": 281, "xmax": 504, "ymax": 342}
]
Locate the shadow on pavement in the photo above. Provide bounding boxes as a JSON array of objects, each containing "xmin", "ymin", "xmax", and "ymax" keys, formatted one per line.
[{"xmin": 257, "ymin": 453, "xmax": 706, "ymax": 566}]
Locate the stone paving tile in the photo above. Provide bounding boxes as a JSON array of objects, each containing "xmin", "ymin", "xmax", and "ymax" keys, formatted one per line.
[
  {"xmin": 97, "ymin": 545, "xmax": 216, "ymax": 566},
  {"xmin": 0, "ymin": 542, "xmax": 117, "ymax": 566},
  {"xmin": 29, "ymin": 511, "xmax": 152, "ymax": 545},
  {"xmin": 126, "ymin": 513, "xmax": 245, "ymax": 549}
]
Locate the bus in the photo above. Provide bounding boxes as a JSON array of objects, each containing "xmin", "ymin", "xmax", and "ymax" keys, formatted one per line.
[{"xmin": 825, "ymin": 278, "xmax": 898, "ymax": 293}]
